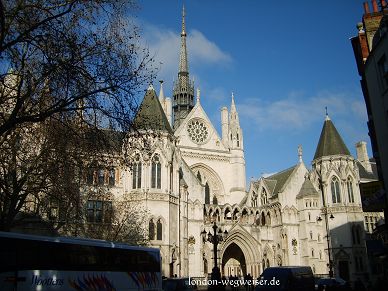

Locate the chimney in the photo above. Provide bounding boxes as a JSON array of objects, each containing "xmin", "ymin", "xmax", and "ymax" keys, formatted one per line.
[
  {"xmin": 356, "ymin": 141, "xmax": 373, "ymax": 173},
  {"xmin": 372, "ymin": 0, "xmax": 379, "ymax": 12},
  {"xmin": 364, "ymin": 1, "xmax": 370, "ymax": 14}
]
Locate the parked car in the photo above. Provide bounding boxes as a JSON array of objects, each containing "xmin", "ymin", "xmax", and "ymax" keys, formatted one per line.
[
  {"xmin": 162, "ymin": 277, "xmax": 197, "ymax": 291},
  {"xmin": 255, "ymin": 266, "xmax": 315, "ymax": 291},
  {"xmin": 316, "ymin": 277, "xmax": 348, "ymax": 290}
]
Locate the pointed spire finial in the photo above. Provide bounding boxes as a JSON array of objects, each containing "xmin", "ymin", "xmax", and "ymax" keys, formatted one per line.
[
  {"xmin": 231, "ymin": 92, "xmax": 236, "ymax": 111},
  {"xmin": 158, "ymin": 80, "xmax": 165, "ymax": 100},
  {"xmin": 298, "ymin": 145, "xmax": 303, "ymax": 163},
  {"xmin": 181, "ymin": 5, "xmax": 186, "ymax": 36},
  {"xmin": 196, "ymin": 88, "xmax": 200, "ymax": 103},
  {"xmin": 147, "ymin": 83, "xmax": 154, "ymax": 91},
  {"xmin": 325, "ymin": 106, "xmax": 330, "ymax": 121}
]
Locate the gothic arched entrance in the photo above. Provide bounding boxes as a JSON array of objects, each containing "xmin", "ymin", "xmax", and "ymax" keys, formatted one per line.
[
  {"xmin": 222, "ymin": 243, "xmax": 246, "ymax": 277},
  {"xmin": 220, "ymin": 225, "xmax": 262, "ymax": 278}
]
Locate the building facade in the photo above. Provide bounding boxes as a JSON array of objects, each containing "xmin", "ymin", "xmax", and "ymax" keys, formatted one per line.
[{"xmin": 108, "ymin": 7, "xmax": 373, "ymax": 284}]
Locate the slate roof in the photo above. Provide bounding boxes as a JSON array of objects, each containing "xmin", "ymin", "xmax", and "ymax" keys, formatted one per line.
[
  {"xmin": 314, "ymin": 117, "xmax": 350, "ymax": 160},
  {"xmin": 263, "ymin": 179, "xmax": 277, "ymax": 196},
  {"xmin": 132, "ymin": 87, "xmax": 173, "ymax": 134},
  {"xmin": 84, "ymin": 128, "xmax": 125, "ymax": 153},
  {"xmin": 264, "ymin": 165, "xmax": 297, "ymax": 197},
  {"xmin": 296, "ymin": 178, "xmax": 319, "ymax": 199},
  {"xmin": 357, "ymin": 159, "xmax": 379, "ymax": 180}
]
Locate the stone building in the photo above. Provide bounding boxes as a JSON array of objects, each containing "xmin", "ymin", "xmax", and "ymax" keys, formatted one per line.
[{"xmin": 110, "ymin": 7, "xmax": 373, "ymax": 284}]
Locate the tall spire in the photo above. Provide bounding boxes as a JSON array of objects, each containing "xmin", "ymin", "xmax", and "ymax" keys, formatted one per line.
[
  {"xmin": 181, "ymin": 5, "xmax": 186, "ymax": 36},
  {"xmin": 230, "ymin": 92, "xmax": 239, "ymax": 123},
  {"xmin": 231, "ymin": 92, "xmax": 236, "ymax": 112},
  {"xmin": 228, "ymin": 92, "xmax": 243, "ymax": 149},
  {"xmin": 173, "ymin": 5, "xmax": 195, "ymax": 130},
  {"xmin": 179, "ymin": 5, "xmax": 188, "ymax": 74}
]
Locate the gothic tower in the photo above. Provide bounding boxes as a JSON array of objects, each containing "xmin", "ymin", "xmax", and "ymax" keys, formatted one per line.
[
  {"xmin": 310, "ymin": 114, "xmax": 368, "ymax": 281},
  {"xmin": 172, "ymin": 6, "xmax": 195, "ymax": 130}
]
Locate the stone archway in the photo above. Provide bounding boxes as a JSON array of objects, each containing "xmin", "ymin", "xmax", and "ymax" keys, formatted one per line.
[
  {"xmin": 220, "ymin": 226, "xmax": 262, "ymax": 278},
  {"xmin": 222, "ymin": 243, "xmax": 246, "ymax": 277}
]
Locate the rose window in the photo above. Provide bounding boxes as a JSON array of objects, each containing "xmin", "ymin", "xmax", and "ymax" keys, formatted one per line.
[{"xmin": 187, "ymin": 119, "xmax": 209, "ymax": 144}]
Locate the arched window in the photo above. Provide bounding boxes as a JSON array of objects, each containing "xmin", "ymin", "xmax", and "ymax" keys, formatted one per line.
[
  {"xmin": 213, "ymin": 196, "xmax": 218, "ymax": 205},
  {"xmin": 261, "ymin": 189, "xmax": 267, "ymax": 205},
  {"xmin": 312, "ymin": 265, "xmax": 316, "ymax": 274},
  {"xmin": 319, "ymin": 251, "xmax": 322, "ymax": 260},
  {"xmin": 252, "ymin": 191, "xmax": 257, "ymax": 207},
  {"xmin": 197, "ymin": 171, "xmax": 202, "ymax": 182},
  {"xmin": 261, "ymin": 212, "xmax": 266, "ymax": 226},
  {"xmin": 109, "ymin": 168, "xmax": 115, "ymax": 186},
  {"xmin": 87, "ymin": 165, "xmax": 97, "ymax": 185},
  {"xmin": 311, "ymin": 248, "xmax": 315, "ymax": 257},
  {"xmin": 266, "ymin": 212, "xmax": 271, "ymax": 226},
  {"xmin": 331, "ymin": 176, "xmax": 341, "ymax": 203},
  {"xmin": 149, "ymin": 219, "xmax": 155, "ymax": 240},
  {"xmin": 157, "ymin": 219, "xmax": 162, "ymax": 240},
  {"xmin": 151, "ymin": 154, "xmax": 161, "ymax": 189},
  {"xmin": 205, "ymin": 183, "xmax": 210, "ymax": 204},
  {"xmin": 237, "ymin": 133, "xmax": 240, "ymax": 147},
  {"xmin": 132, "ymin": 155, "xmax": 142, "ymax": 189},
  {"xmin": 347, "ymin": 177, "xmax": 354, "ymax": 203},
  {"xmin": 308, "ymin": 212, "xmax": 311, "ymax": 221},
  {"xmin": 98, "ymin": 169, "xmax": 105, "ymax": 185},
  {"xmin": 225, "ymin": 208, "xmax": 232, "ymax": 220},
  {"xmin": 310, "ymin": 231, "xmax": 313, "ymax": 240}
]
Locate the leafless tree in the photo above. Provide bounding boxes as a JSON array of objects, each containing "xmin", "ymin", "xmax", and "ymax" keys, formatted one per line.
[
  {"xmin": 82, "ymin": 197, "xmax": 149, "ymax": 245},
  {"xmin": 0, "ymin": 0, "xmax": 156, "ymax": 235}
]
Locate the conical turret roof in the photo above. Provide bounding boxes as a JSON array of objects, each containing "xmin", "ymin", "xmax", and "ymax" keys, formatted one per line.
[
  {"xmin": 313, "ymin": 116, "xmax": 350, "ymax": 160},
  {"xmin": 132, "ymin": 85, "xmax": 173, "ymax": 134},
  {"xmin": 296, "ymin": 178, "xmax": 319, "ymax": 199}
]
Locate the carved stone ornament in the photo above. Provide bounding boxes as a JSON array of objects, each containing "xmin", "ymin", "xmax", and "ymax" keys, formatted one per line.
[{"xmin": 188, "ymin": 235, "xmax": 196, "ymax": 245}]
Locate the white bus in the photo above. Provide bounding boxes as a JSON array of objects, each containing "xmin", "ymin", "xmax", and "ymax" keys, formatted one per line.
[{"xmin": 0, "ymin": 231, "xmax": 162, "ymax": 291}]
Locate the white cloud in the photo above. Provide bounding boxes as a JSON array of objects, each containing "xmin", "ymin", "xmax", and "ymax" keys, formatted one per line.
[
  {"xmin": 188, "ymin": 30, "xmax": 232, "ymax": 64},
  {"xmin": 141, "ymin": 23, "xmax": 232, "ymax": 86},
  {"xmin": 238, "ymin": 91, "xmax": 367, "ymax": 132},
  {"xmin": 207, "ymin": 87, "xmax": 229, "ymax": 102}
]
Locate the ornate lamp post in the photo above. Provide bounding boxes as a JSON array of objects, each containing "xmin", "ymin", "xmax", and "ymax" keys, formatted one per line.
[
  {"xmin": 201, "ymin": 222, "xmax": 228, "ymax": 284},
  {"xmin": 317, "ymin": 177, "xmax": 335, "ymax": 278},
  {"xmin": 317, "ymin": 210, "xmax": 335, "ymax": 278}
]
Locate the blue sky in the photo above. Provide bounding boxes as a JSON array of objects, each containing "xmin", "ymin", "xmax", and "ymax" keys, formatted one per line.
[{"xmin": 134, "ymin": 0, "xmax": 369, "ymax": 181}]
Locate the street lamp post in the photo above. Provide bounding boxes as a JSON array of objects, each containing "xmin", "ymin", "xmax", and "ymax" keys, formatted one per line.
[
  {"xmin": 317, "ymin": 177, "xmax": 335, "ymax": 278},
  {"xmin": 317, "ymin": 209, "xmax": 335, "ymax": 278},
  {"xmin": 201, "ymin": 222, "xmax": 228, "ymax": 286}
]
